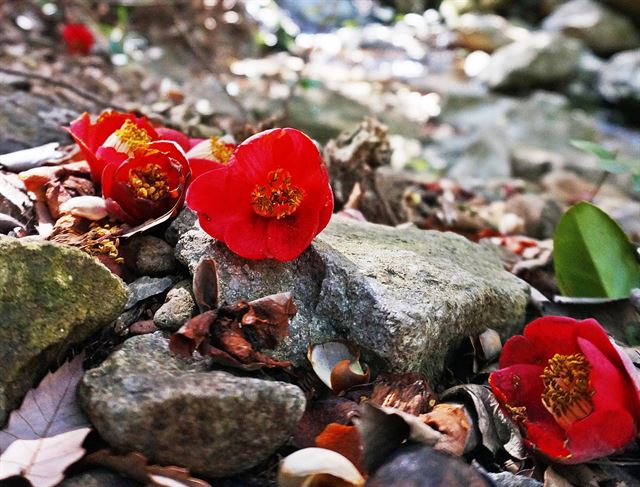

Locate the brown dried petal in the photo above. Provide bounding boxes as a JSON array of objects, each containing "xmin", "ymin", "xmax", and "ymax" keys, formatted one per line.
[
  {"xmin": 242, "ymin": 292, "xmax": 296, "ymax": 347},
  {"xmin": 169, "ymin": 310, "xmax": 217, "ymax": 357},
  {"xmin": 293, "ymin": 398, "xmax": 360, "ymax": 449},
  {"xmin": 370, "ymin": 373, "xmax": 437, "ymax": 415},
  {"xmin": 421, "ymin": 403, "xmax": 471, "ymax": 456},
  {"xmin": 192, "ymin": 258, "xmax": 219, "ymax": 312},
  {"xmin": 330, "ymin": 360, "xmax": 370, "ymax": 394}
]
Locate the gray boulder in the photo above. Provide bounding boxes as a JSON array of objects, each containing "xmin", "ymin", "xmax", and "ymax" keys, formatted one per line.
[
  {"xmin": 543, "ymin": 0, "xmax": 640, "ymax": 55},
  {"xmin": 79, "ymin": 333, "xmax": 306, "ymax": 477},
  {"xmin": 453, "ymin": 13, "xmax": 528, "ymax": 53},
  {"xmin": 599, "ymin": 48, "xmax": 640, "ymax": 105},
  {"xmin": 480, "ymin": 32, "xmax": 583, "ymax": 90},
  {"xmin": 175, "ymin": 216, "xmax": 529, "ymax": 380},
  {"xmin": 0, "ymin": 237, "xmax": 128, "ymax": 425},
  {"xmin": 153, "ymin": 280, "xmax": 196, "ymax": 331}
]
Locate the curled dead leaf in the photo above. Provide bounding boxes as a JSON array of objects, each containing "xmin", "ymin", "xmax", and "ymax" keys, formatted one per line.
[
  {"xmin": 192, "ymin": 258, "xmax": 219, "ymax": 312},
  {"xmin": 421, "ymin": 403, "xmax": 472, "ymax": 456},
  {"xmin": 278, "ymin": 447, "xmax": 365, "ymax": 487},
  {"xmin": 370, "ymin": 372, "xmax": 437, "ymax": 415},
  {"xmin": 315, "ymin": 423, "xmax": 363, "ymax": 474},
  {"xmin": 308, "ymin": 341, "xmax": 370, "ymax": 393},
  {"xmin": 169, "ymin": 310, "xmax": 217, "ymax": 357},
  {"xmin": 293, "ymin": 397, "xmax": 360, "ymax": 449}
]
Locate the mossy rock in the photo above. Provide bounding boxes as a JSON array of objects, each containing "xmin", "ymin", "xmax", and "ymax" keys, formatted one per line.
[{"xmin": 0, "ymin": 237, "xmax": 128, "ymax": 425}]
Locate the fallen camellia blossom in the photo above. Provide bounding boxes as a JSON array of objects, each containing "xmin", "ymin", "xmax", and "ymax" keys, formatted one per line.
[
  {"xmin": 100, "ymin": 140, "xmax": 189, "ymax": 225},
  {"xmin": 186, "ymin": 134, "xmax": 236, "ymax": 179},
  {"xmin": 61, "ymin": 23, "xmax": 94, "ymax": 55},
  {"xmin": 187, "ymin": 127, "xmax": 334, "ymax": 261},
  {"xmin": 489, "ymin": 316, "xmax": 640, "ymax": 463}
]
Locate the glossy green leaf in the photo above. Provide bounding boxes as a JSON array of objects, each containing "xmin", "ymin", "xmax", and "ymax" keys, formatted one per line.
[
  {"xmin": 554, "ymin": 202, "xmax": 640, "ymax": 298},
  {"xmin": 570, "ymin": 140, "xmax": 615, "ymax": 160}
]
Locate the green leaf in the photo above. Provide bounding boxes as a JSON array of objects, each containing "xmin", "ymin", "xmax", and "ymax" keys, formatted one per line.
[
  {"xmin": 597, "ymin": 158, "xmax": 629, "ymax": 174},
  {"xmin": 554, "ymin": 202, "xmax": 640, "ymax": 298},
  {"xmin": 570, "ymin": 140, "xmax": 615, "ymax": 160},
  {"xmin": 633, "ymin": 174, "xmax": 640, "ymax": 193}
]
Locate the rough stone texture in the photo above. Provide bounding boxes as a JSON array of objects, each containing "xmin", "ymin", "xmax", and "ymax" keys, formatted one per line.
[
  {"xmin": 480, "ymin": 32, "xmax": 583, "ymax": 90},
  {"xmin": 543, "ymin": 0, "xmax": 640, "ymax": 55},
  {"xmin": 153, "ymin": 280, "xmax": 196, "ymax": 331},
  {"xmin": 453, "ymin": 13, "xmax": 527, "ymax": 53},
  {"xmin": 165, "ymin": 208, "xmax": 199, "ymax": 246},
  {"xmin": 131, "ymin": 235, "xmax": 176, "ymax": 276},
  {"xmin": 487, "ymin": 471, "xmax": 542, "ymax": 487},
  {"xmin": 599, "ymin": 49, "xmax": 640, "ymax": 105},
  {"xmin": 0, "ymin": 237, "xmax": 128, "ymax": 426},
  {"xmin": 175, "ymin": 216, "xmax": 529, "ymax": 380},
  {"xmin": 125, "ymin": 276, "xmax": 173, "ymax": 310},
  {"xmin": 79, "ymin": 333, "xmax": 306, "ymax": 477},
  {"xmin": 60, "ymin": 469, "xmax": 139, "ymax": 487}
]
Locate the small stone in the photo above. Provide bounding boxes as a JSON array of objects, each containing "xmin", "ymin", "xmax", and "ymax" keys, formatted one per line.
[
  {"xmin": 543, "ymin": 0, "xmax": 640, "ymax": 55},
  {"xmin": 0, "ymin": 237, "xmax": 128, "ymax": 425},
  {"xmin": 165, "ymin": 208, "xmax": 198, "ymax": 246},
  {"xmin": 453, "ymin": 13, "xmax": 527, "ymax": 53},
  {"xmin": 125, "ymin": 276, "xmax": 173, "ymax": 310},
  {"xmin": 175, "ymin": 216, "xmax": 529, "ymax": 381},
  {"xmin": 486, "ymin": 471, "xmax": 542, "ymax": 487},
  {"xmin": 153, "ymin": 280, "xmax": 196, "ymax": 331},
  {"xmin": 480, "ymin": 32, "xmax": 583, "ymax": 90},
  {"xmin": 598, "ymin": 48, "xmax": 640, "ymax": 108},
  {"xmin": 131, "ymin": 235, "xmax": 176, "ymax": 276},
  {"xmin": 78, "ymin": 333, "xmax": 306, "ymax": 477}
]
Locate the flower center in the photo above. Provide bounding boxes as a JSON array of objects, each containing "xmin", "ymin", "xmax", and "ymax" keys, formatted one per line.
[
  {"xmin": 541, "ymin": 353, "xmax": 594, "ymax": 429},
  {"xmin": 209, "ymin": 136, "xmax": 234, "ymax": 164},
  {"xmin": 104, "ymin": 119, "xmax": 152, "ymax": 155},
  {"xmin": 82, "ymin": 223, "xmax": 123, "ymax": 262},
  {"xmin": 251, "ymin": 168, "xmax": 304, "ymax": 219},
  {"xmin": 128, "ymin": 163, "xmax": 169, "ymax": 201}
]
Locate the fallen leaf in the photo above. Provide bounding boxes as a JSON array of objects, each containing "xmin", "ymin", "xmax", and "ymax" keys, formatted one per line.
[
  {"xmin": 0, "ymin": 355, "xmax": 89, "ymax": 451},
  {"xmin": 293, "ymin": 397, "xmax": 360, "ymax": 448},
  {"xmin": 169, "ymin": 310, "xmax": 217, "ymax": 357},
  {"xmin": 308, "ymin": 341, "xmax": 370, "ymax": 392},
  {"xmin": 0, "ymin": 142, "xmax": 64, "ymax": 172},
  {"xmin": 370, "ymin": 372, "xmax": 437, "ymax": 415},
  {"xmin": 242, "ymin": 292, "xmax": 296, "ymax": 347},
  {"xmin": 0, "ymin": 427, "xmax": 91, "ymax": 487},
  {"xmin": 315, "ymin": 423, "xmax": 363, "ymax": 473},
  {"xmin": 278, "ymin": 447, "xmax": 365, "ymax": 487},
  {"xmin": 192, "ymin": 258, "xmax": 219, "ymax": 312},
  {"xmin": 421, "ymin": 403, "xmax": 471, "ymax": 456},
  {"xmin": 85, "ymin": 449, "xmax": 211, "ymax": 487}
]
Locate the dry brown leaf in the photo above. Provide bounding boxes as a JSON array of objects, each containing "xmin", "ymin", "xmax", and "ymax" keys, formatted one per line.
[
  {"xmin": 293, "ymin": 398, "xmax": 360, "ymax": 449},
  {"xmin": 192, "ymin": 258, "xmax": 219, "ymax": 312},
  {"xmin": 86, "ymin": 449, "xmax": 211, "ymax": 486},
  {"xmin": 0, "ymin": 427, "xmax": 91, "ymax": 487},
  {"xmin": 0, "ymin": 355, "xmax": 89, "ymax": 451},
  {"xmin": 370, "ymin": 372, "xmax": 437, "ymax": 415},
  {"xmin": 315, "ymin": 423, "xmax": 363, "ymax": 474},
  {"xmin": 421, "ymin": 403, "xmax": 471, "ymax": 456}
]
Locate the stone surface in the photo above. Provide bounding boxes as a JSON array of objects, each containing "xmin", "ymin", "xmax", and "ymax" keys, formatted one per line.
[
  {"xmin": 479, "ymin": 32, "xmax": 583, "ymax": 90},
  {"xmin": 174, "ymin": 216, "xmax": 529, "ymax": 380},
  {"xmin": 543, "ymin": 0, "xmax": 640, "ymax": 55},
  {"xmin": 125, "ymin": 276, "xmax": 173, "ymax": 310},
  {"xmin": 79, "ymin": 333, "xmax": 306, "ymax": 477},
  {"xmin": 453, "ymin": 13, "xmax": 527, "ymax": 53},
  {"xmin": 153, "ymin": 280, "xmax": 196, "ymax": 331},
  {"xmin": 165, "ymin": 207, "xmax": 199, "ymax": 246},
  {"xmin": 131, "ymin": 235, "xmax": 176, "ymax": 276},
  {"xmin": 487, "ymin": 471, "xmax": 542, "ymax": 487},
  {"xmin": 599, "ymin": 48, "xmax": 640, "ymax": 106},
  {"xmin": 60, "ymin": 469, "xmax": 139, "ymax": 487},
  {"xmin": 0, "ymin": 237, "xmax": 128, "ymax": 426}
]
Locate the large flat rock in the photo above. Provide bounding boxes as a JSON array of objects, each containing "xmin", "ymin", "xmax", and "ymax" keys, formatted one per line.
[
  {"xmin": 0, "ymin": 237, "xmax": 128, "ymax": 425},
  {"xmin": 175, "ymin": 215, "xmax": 529, "ymax": 380}
]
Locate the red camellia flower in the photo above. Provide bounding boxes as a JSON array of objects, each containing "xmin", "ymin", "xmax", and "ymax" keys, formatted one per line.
[
  {"xmin": 186, "ymin": 128, "xmax": 333, "ymax": 261},
  {"xmin": 61, "ymin": 23, "xmax": 94, "ymax": 55},
  {"xmin": 101, "ymin": 140, "xmax": 189, "ymax": 225},
  {"xmin": 490, "ymin": 316, "xmax": 640, "ymax": 463},
  {"xmin": 186, "ymin": 134, "xmax": 236, "ymax": 179}
]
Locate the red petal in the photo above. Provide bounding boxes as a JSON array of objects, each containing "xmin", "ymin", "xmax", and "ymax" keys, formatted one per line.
[
  {"xmin": 523, "ymin": 316, "xmax": 583, "ymax": 359},
  {"xmin": 265, "ymin": 209, "xmax": 319, "ymax": 262},
  {"xmin": 156, "ymin": 127, "xmax": 190, "ymax": 152},
  {"xmin": 499, "ymin": 335, "xmax": 547, "ymax": 368},
  {"xmin": 224, "ymin": 215, "xmax": 270, "ymax": 260},
  {"xmin": 565, "ymin": 408, "xmax": 636, "ymax": 463},
  {"xmin": 189, "ymin": 158, "xmax": 227, "ymax": 181},
  {"xmin": 525, "ymin": 421, "xmax": 571, "ymax": 461},
  {"xmin": 489, "ymin": 363, "xmax": 549, "ymax": 421}
]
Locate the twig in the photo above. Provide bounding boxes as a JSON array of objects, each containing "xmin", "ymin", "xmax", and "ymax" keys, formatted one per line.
[
  {"xmin": 589, "ymin": 171, "xmax": 609, "ymax": 202},
  {"xmin": 0, "ymin": 66, "xmax": 128, "ymax": 112}
]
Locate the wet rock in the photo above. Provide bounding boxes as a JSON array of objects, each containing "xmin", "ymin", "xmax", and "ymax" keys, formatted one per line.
[
  {"xmin": 130, "ymin": 235, "xmax": 176, "ymax": 276},
  {"xmin": 0, "ymin": 237, "xmax": 128, "ymax": 425},
  {"xmin": 598, "ymin": 49, "xmax": 640, "ymax": 113},
  {"xmin": 543, "ymin": 0, "xmax": 640, "ymax": 55},
  {"xmin": 453, "ymin": 13, "xmax": 528, "ymax": 53},
  {"xmin": 125, "ymin": 276, "xmax": 173, "ymax": 310},
  {"xmin": 446, "ymin": 127, "xmax": 511, "ymax": 183},
  {"xmin": 78, "ymin": 333, "xmax": 306, "ymax": 477},
  {"xmin": 60, "ymin": 468, "xmax": 139, "ymax": 487},
  {"xmin": 153, "ymin": 280, "xmax": 196, "ymax": 331},
  {"xmin": 175, "ymin": 216, "xmax": 529, "ymax": 380},
  {"xmin": 479, "ymin": 32, "xmax": 583, "ymax": 90}
]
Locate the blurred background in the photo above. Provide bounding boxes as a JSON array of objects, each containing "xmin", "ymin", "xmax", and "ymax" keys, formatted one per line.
[{"xmin": 1, "ymin": 0, "xmax": 639, "ymax": 243}]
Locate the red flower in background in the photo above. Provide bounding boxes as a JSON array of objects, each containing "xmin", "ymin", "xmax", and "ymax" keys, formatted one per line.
[
  {"xmin": 490, "ymin": 316, "xmax": 640, "ymax": 463},
  {"xmin": 186, "ymin": 135, "xmax": 236, "ymax": 179},
  {"xmin": 102, "ymin": 141, "xmax": 189, "ymax": 225},
  {"xmin": 61, "ymin": 23, "xmax": 94, "ymax": 55},
  {"xmin": 187, "ymin": 128, "xmax": 333, "ymax": 261}
]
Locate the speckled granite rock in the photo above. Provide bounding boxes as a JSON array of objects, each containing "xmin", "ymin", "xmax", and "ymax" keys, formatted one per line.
[
  {"xmin": 79, "ymin": 333, "xmax": 306, "ymax": 477},
  {"xmin": 0, "ymin": 237, "xmax": 128, "ymax": 426},
  {"xmin": 175, "ymin": 216, "xmax": 529, "ymax": 380}
]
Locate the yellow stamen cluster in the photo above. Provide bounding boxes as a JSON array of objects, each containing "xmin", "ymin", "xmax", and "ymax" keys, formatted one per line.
[
  {"xmin": 104, "ymin": 119, "xmax": 152, "ymax": 155},
  {"xmin": 541, "ymin": 353, "xmax": 594, "ymax": 429},
  {"xmin": 251, "ymin": 168, "xmax": 304, "ymax": 219},
  {"xmin": 210, "ymin": 136, "xmax": 234, "ymax": 164},
  {"xmin": 83, "ymin": 223, "xmax": 123, "ymax": 262},
  {"xmin": 129, "ymin": 163, "xmax": 169, "ymax": 201}
]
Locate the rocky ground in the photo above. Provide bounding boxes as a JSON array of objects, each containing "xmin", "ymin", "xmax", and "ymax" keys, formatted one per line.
[{"xmin": 1, "ymin": 0, "xmax": 640, "ymax": 486}]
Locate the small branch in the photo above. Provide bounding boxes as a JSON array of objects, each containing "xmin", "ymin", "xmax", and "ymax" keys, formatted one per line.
[{"xmin": 0, "ymin": 66, "xmax": 128, "ymax": 112}]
